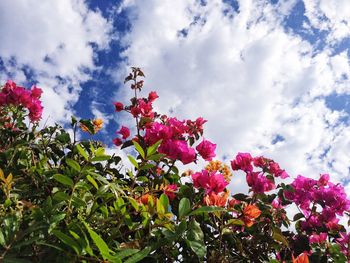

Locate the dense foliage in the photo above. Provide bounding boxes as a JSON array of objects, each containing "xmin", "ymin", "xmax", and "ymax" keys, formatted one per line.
[{"xmin": 0, "ymin": 68, "xmax": 350, "ymax": 262}]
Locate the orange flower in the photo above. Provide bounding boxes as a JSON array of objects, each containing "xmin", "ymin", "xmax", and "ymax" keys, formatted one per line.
[
  {"xmin": 292, "ymin": 252, "xmax": 309, "ymax": 263},
  {"xmin": 92, "ymin": 118, "xmax": 103, "ymax": 132},
  {"xmin": 204, "ymin": 191, "xmax": 229, "ymax": 207},
  {"xmin": 139, "ymin": 194, "xmax": 151, "ymax": 205},
  {"xmin": 242, "ymin": 204, "xmax": 261, "ymax": 227},
  {"xmin": 205, "ymin": 160, "xmax": 232, "ymax": 182},
  {"xmin": 79, "ymin": 119, "xmax": 103, "ymax": 134},
  {"xmin": 138, "ymin": 193, "xmax": 156, "ymax": 206}
]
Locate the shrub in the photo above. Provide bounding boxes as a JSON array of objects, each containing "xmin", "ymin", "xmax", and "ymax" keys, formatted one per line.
[{"xmin": 0, "ymin": 68, "xmax": 349, "ymax": 262}]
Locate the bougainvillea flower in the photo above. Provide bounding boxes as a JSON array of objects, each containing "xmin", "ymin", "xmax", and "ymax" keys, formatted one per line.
[
  {"xmin": 117, "ymin": 126, "xmax": 130, "ymax": 139},
  {"xmin": 292, "ymin": 252, "xmax": 309, "ymax": 263},
  {"xmin": 242, "ymin": 204, "xmax": 261, "ymax": 227},
  {"xmin": 93, "ymin": 119, "xmax": 103, "ymax": 133},
  {"xmin": 243, "ymin": 204, "xmax": 261, "ymax": 219},
  {"xmin": 309, "ymin": 233, "xmax": 327, "ymax": 244},
  {"xmin": 148, "ymin": 91, "xmax": 159, "ymax": 102},
  {"xmin": 114, "ymin": 102, "xmax": 124, "ymax": 112},
  {"xmin": 231, "ymin": 152, "xmax": 253, "ymax": 172},
  {"xmin": 144, "ymin": 122, "xmax": 173, "ymax": 145},
  {"xmin": 196, "ymin": 139, "xmax": 216, "ymax": 161},
  {"xmin": 192, "ymin": 170, "xmax": 228, "ymax": 194},
  {"xmin": 204, "ymin": 191, "xmax": 229, "ymax": 207},
  {"xmin": 31, "ymin": 86, "xmax": 43, "ymax": 99},
  {"xmin": 158, "ymin": 139, "xmax": 196, "ymax": 165},
  {"xmin": 318, "ymin": 173, "xmax": 330, "ymax": 186},
  {"xmin": 113, "ymin": 138, "xmax": 123, "ymax": 146},
  {"xmin": 163, "ymin": 184, "xmax": 178, "ymax": 201},
  {"xmin": 246, "ymin": 171, "xmax": 275, "ymax": 193}
]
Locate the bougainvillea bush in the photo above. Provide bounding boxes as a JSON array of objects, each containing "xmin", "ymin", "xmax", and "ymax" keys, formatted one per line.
[{"xmin": 0, "ymin": 68, "xmax": 350, "ymax": 263}]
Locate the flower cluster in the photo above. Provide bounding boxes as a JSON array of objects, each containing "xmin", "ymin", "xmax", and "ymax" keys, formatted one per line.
[
  {"xmin": 113, "ymin": 68, "xmax": 216, "ymax": 165},
  {"xmin": 230, "ymin": 153, "xmax": 288, "ymax": 193},
  {"xmin": 144, "ymin": 119, "xmax": 216, "ymax": 164},
  {"xmin": 285, "ymin": 174, "xmax": 350, "ymax": 232},
  {"xmin": 0, "ymin": 80, "xmax": 43, "ymax": 122}
]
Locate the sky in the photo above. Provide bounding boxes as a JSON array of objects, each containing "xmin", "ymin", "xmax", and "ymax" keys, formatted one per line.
[{"xmin": 1, "ymin": 0, "xmax": 350, "ymax": 193}]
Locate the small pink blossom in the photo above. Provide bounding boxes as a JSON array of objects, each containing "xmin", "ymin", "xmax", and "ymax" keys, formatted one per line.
[
  {"xmin": 163, "ymin": 184, "xmax": 178, "ymax": 201},
  {"xmin": 231, "ymin": 153, "xmax": 253, "ymax": 172},
  {"xmin": 31, "ymin": 86, "xmax": 43, "ymax": 99},
  {"xmin": 192, "ymin": 170, "xmax": 228, "ymax": 194},
  {"xmin": 114, "ymin": 102, "xmax": 124, "ymax": 112},
  {"xmin": 113, "ymin": 138, "xmax": 123, "ymax": 146},
  {"xmin": 117, "ymin": 126, "xmax": 130, "ymax": 139},
  {"xmin": 309, "ymin": 233, "xmax": 327, "ymax": 244},
  {"xmin": 196, "ymin": 139, "xmax": 216, "ymax": 161},
  {"xmin": 148, "ymin": 91, "xmax": 159, "ymax": 102}
]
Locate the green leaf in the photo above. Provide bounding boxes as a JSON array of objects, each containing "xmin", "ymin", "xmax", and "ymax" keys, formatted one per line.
[
  {"xmin": 115, "ymin": 249, "xmax": 139, "ymax": 259},
  {"xmin": 139, "ymin": 163, "xmax": 154, "ymax": 171},
  {"xmin": 132, "ymin": 140, "xmax": 145, "ymax": 159},
  {"xmin": 146, "ymin": 140, "xmax": 162, "ymax": 157},
  {"xmin": 83, "ymin": 222, "xmax": 110, "ymax": 260},
  {"xmin": 187, "ymin": 220, "xmax": 204, "ymax": 241},
  {"xmin": 147, "ymin": 153, "xmax": 165, "ymax": 161},
  {"xmin": 128, "ymin": 155, "xmax": 138, "ymax": 169},
  {"xmin": 52, "ymin": 230, "xmax": 81, "ymax": 254},
  {"xmin": 232, "ymin": 193, "xmax": 249, "ymax": 201},
  {"xmin": 53, "ymin": 174, "xmax": 74, "ymax": 187},
  {"xmin": 227, "ymin": 219, "xmax": 245, "ymax": 226},
  {"xmin": 124, "ymin": 246, "xmax": 152, "ymax": 263},
  {"xmin": 0, "ymin": 230, "xmax": 5, "ymax": 246},
  {"xmin": 95, "ymin": 147, "xmax": 105, "ymax": 156},
  {"xmin": 188, "ymin": 240, "xmax": 206, "ymax": 258},
  {"xmin": 156, "ymin": 198, "xmax": 165, "ymax": 214},
  {"xmin": 77, "ymin": 144, "xmax": 89, "ymax": 161},
  {"xmin": 53, "ymin": 191, "xmax": 70, "ymax": 202},
  {"xmin": 128, "ymin": 197, "xmax": 140, "ymax": 212},
  {"xmin": 272, "ymin": 227, "xmax": 288, "ymax": 247},
  {"xmin": 189, "ymin": 206, "xmax": 224, "ymax": 216},
  {"xmin": 86, "ymin": 174, "xmax": 99, "ymax": 189},
  {"xmin": 159, "ymin": 194, "xmax": 169, "ymax": 210},
  {"xmin": 178, "ymin": 198, "xmax": 191, "ymax": 219},
  {"xmin": 66, "ymin": 158, "xmax": 81, "ymax": 172},
  {"xmin": 91, "ymin": 155, "xmax": 111, "ymax": 162},
  {"xmin": 293, "ymin": 212, "xmax": 304, "ymax": 221}
]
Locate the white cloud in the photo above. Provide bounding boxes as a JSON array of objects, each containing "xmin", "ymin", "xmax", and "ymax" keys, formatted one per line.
[
  {"xmin": 303, "ymin": 0, "xmax": 350, "ymax": 44},
  {"xmin": 115, "ymin": 0, "xmax": 350, "ymax": 193},
  {"xmin": 0, "ymin": 0, "xmax": 112, "ymax": 124}
]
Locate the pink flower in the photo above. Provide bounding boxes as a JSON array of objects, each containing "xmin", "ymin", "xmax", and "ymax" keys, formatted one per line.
[
  {"xmin": 28, "ymin": 100, "xmax": 43, "ymax": 122},
  {"xmin": 148, "ymin": 91, "xmax": 159, "ymax": 102},
  {"xmin": 209, "ymin": 173, "xmax": 229, "ymax": 194},
  {"xmin": 145, "ymin": 122, "xmax": 173, "ymax": 145},
  {"xmin": 196, "ymin": 139, "xmax": 216, "ymax": 161},
  {"xmin": 269, "ymin": 161, "xmax": 289, "ymax": 178},
  {"xmin": 114, "ymin": 102, "xmax": 124, "ymax": 112},
  {"xmin": 318, "ymin": 173, "xmax": 329, "ymax": 186},
  {"xmin": 164, "ymin": 184, "xmax": 178, "ymax": 201},
  {"xmin": 246, "ymin": 172, "xmax": 275, "ymax": 193},
  {"xmin": 309, "ymin": 233, "xmax": 327, "ymax": 244},
  {"xmin": 167, "ymin": 117, "xmax": 188, "ymax": 137},
  {"xmin": 117, "ymin": 126, "xmax": 130, "ymax": 139},
  {"xmin": 231, "ymin": 153, "xmax": 253, "ymax": 172},
  {"xmin": 31, "ymin": 86, "xmax": 43, "ymax": 99},
  {"xmin": 113, "ymin": 138, "xmax": 123, "ymax": 146},
  {"xmin": 192, "ymin": 170, "xmax": 228, "ymax": 194},
  {"xmin": 158, "ymin": 139, "xmax": 196, "ymax": 164}
]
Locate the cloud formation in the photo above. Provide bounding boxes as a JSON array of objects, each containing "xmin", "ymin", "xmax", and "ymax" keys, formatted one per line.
[
  {"xmin": 116, "ymin": 0, "xmax": 350, "ymax": 193},
  {"xmin": 0, "ymin": 0, "xmax": 112, "ymax": 124}
]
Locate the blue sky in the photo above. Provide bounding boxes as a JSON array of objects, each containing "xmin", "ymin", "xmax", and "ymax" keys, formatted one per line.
[{"xmin": 1, "ymin": 0, "xmax": 350, "ymax": 192}]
